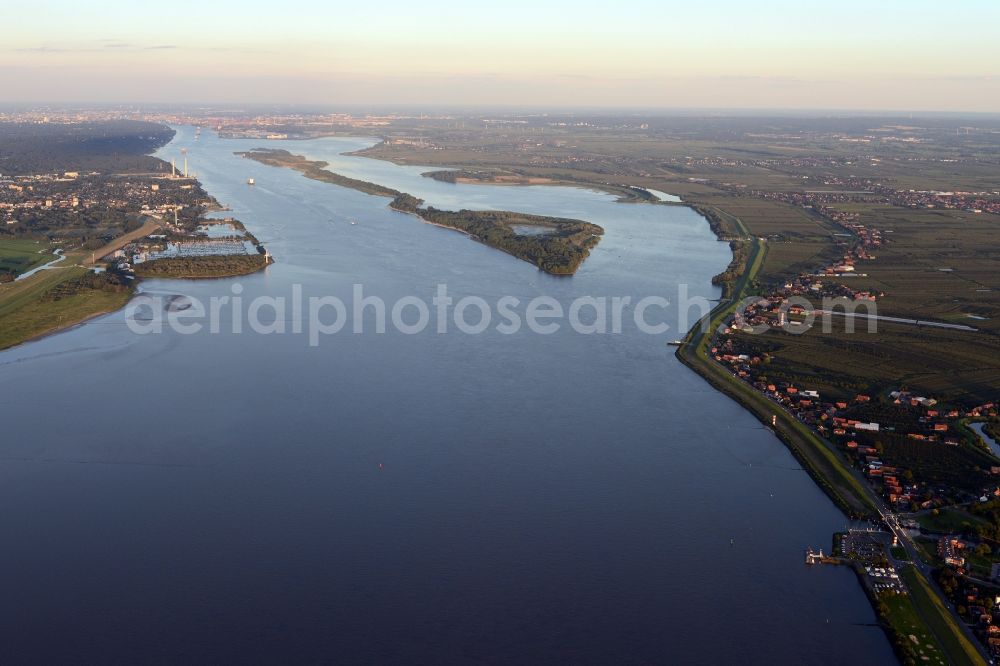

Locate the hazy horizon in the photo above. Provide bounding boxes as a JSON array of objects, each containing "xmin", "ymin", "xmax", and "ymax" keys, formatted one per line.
[{"xmin": 3, "ymin": 0, "xmax": 999, "ymax": 113}]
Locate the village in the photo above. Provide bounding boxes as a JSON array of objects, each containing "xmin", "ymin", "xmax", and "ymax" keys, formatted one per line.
[
  {"xmin": 707, "ymin": 175, "xmax": 1000, "ymax": 220},
  {"xmin": 1, "ymin": 178, "xmax": 270, "ymax": 299},
  {"xmin": 712, "ymin": 240, "xmax": 999, "ymax": 508},
  {"xmin": 0, "ymin": 169, "xmax": 205, "ymax": 230},
  {"xmin": 704, "ymin": 180, "xmax": 1000, "ymax": 659}
]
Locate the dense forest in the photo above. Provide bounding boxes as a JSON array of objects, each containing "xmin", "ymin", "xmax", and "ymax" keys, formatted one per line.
[
  {"xmin": 390, "ymin": 194, "xmax": 602, "ymax": 275},
  {"xmin": 712, "ymin": 240, "xmax": 750, "ymax": 290},
  {"xmin": 969, "ymin": 499, "xmax": 1000, "ymax": 542},
  {"xmin": 40, "ymin": 270, "xmax": 134, "ymax": 301},
  {"xmin": 0, "ymin": 121, "xmax": 174, "ymax": 175},
  {"xmin": 133, "ymin": 254, "xmax": 269, "ymax": 278}
]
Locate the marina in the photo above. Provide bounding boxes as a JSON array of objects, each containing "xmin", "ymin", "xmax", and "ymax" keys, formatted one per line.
[{"xmin": 140, "ymin": 238, "xmax": 255, "ymax": 262}]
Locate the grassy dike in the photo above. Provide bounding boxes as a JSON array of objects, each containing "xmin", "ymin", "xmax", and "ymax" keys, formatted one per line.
[
  {"xmin": 855, "ymin": 565, "xmax": 948, "ymax": 665},
  {"xmin": 675, "ymin": 236, "xmax": 876, "ymax": 517},
  {"xmin": 900, "ymin": 566, "xmax": 984, "ymax": 666},
  {"xmin": 0, "ymin": 266, "xmax": 134, "ymax": 350}
]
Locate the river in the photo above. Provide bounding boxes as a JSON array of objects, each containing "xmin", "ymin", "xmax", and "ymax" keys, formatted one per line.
[
  {"xmin": 0, "ymin": 126, "xmax": 895, "ymax": 664},
  {"xmin": 972, "ymin": 422, "xmax": 1000, "ymax": 458},
  {"xmin": 14, "ymin": 248, "xmax": 65, "ymax": 281}
]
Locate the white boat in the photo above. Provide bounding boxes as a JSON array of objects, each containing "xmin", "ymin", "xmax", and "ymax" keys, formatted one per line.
[{"xmin": 247, "ymin": 178, "xmax": 255, "ymax": 186}]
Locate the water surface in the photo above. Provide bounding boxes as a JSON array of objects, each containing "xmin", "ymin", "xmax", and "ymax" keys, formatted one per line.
[
  {"xmin": 972, "ymin": 422, "xmax": 1000, "ymax": 458},
  {"xmin": 0, "ymin": 127, "xmax": 894, "ymax": 664}
]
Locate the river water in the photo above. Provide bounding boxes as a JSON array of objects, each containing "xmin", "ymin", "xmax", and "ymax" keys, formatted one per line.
[
  {"xmin": 0, "ymin": 127, "xmax": 894, "ymax": 664},
  {"xmin": 972, "ymin": 422, "xmax": 1000, "ymax": 458}
]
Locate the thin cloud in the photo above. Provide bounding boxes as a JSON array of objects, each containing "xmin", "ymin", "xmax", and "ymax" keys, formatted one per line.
[
  {"xmin": 9, "ymin": 42, "xmax": 177, "ymax": 53},
  {"xmin": 14, "ymin": 46, "xmax": 82, "ymax": 53},
  {"xmin": 912, "ymin": 75, "xmax": 998, "ymax": 82},
  {"xmin": 202, "ymin": 46, "xmax": 274, "ymax": 54}
]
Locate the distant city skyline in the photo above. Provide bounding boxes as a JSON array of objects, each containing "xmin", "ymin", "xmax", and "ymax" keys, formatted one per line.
[{"xmin": 3, "ymin": 0, "xmax": 999, "ymax": 112}]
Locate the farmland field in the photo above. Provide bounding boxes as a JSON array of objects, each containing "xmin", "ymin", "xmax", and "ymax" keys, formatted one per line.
[{"xmin": 0, "ymin": 238, "xmax": 58, "ymax": 278}]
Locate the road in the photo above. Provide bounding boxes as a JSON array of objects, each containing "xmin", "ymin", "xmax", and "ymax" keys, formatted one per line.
[
  {"xmin": 82, "ymin": 218, "xmax": 162, "ymax": 265},
  {"xmin": 817, "ymin": 309, "xmax": 979, "ymax": 332}
]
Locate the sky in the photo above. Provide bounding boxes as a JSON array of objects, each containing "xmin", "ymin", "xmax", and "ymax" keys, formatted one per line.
[{"xmin": 2, "ymin": 0, "xmax": 999, "ymax": 112}]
